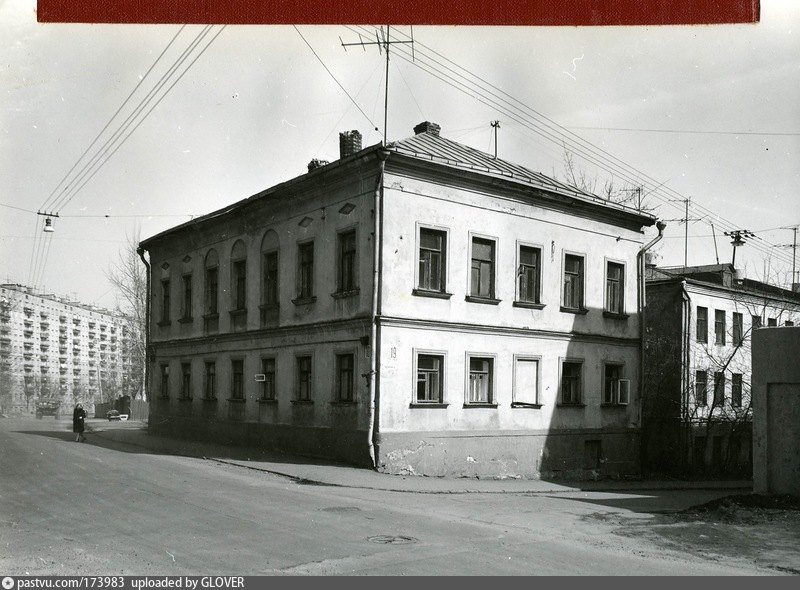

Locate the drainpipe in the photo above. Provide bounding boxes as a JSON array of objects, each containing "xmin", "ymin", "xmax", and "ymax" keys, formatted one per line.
[
  {"xmin": 368, "ymin": 149, "xmax": 390, "ymax": 469},
  {"xmin": 136, "ymin": 246, "xmax": 151, "ymax": 404},
  {"xmin": 680, "ymin": 279, "xmax": 691, "ymax": 474},
  {"xmin": 637, "ymin": 220, "xmax": 665, "ymax": 474}
]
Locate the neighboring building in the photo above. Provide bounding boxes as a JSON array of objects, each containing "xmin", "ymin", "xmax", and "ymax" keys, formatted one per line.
[
  {"xmin": 643, "ymin": 264, "xmax": 800, "ymax": 477},
  {"xmin": 0, "ymin": 284, "xmax": 133, "ymax": 415},
  {"xmin": 139, "ymin": 121, "xmax": 658, "ymax": 479}
]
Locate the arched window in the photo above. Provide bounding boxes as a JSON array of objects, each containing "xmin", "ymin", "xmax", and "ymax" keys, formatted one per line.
[
  {"xmin": 261, "ymin": 230, "xmax": 280, "ymax": 308},
  {"xmin": 203, "ymin": 249, "xmax": 219, "ymax": 333},
  {"xmin": 230, "ymin": 240, "xmax": 247, "ymax": 312}
]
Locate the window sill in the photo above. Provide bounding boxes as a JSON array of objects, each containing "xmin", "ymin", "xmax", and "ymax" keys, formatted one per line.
[
  {"xmin": 178, "ymin": 396, "xmax": 193, "ymax": 402},
  {"xmin": 412, "ymin": 289, "xmax": 452, "ymax": 300},
  {"xmin": 557, "ymin": 402, "xmax": 586, "ymax": 408},
  {"xmin": 259, "ymin": 303, "xmax": 279, "ymax": 311},
  {"xmin": 465, "ymin": 296, "xmax": 501, "ymax": 305},
  {"xmin": 229, "ymin": 309, "xmax": 247, "ymax": 317},
  {"xmin": 291, "ymin": 296, "xmax": 317, "ymax": 306},
  {"xmin": 601, "ymin": 403, "xmax": 629, "ymax": 408},
  {"xmin": 201, "ymin": 397, "xmax": 218, "ymax": 403},
  {"xmin": 602, "ymin": 311, "xmax": 629, "ymax": 320},
  {"xmin": 291, "ymin": 399, "xmax": 314, "ymax": 405},
  {"xmin": 227, "ymin": 398, "xmax": 246, "ymax": 404},
  {"xmin": 463, "ymin": 403, "xmax": 498, "ymax": 408},
  {"xmin": 330, "ymin": 400, "xmax": 357, "ymax": 406},
  {"xmin": 331, "ymin": 289, "xmax": 360, "ymax": 300},
  {"xmin": 202, "ymin": 313, "xmax": 219, "ymax": 320},
  {"xmin": 258, "ymin": 398, "xmax": 278, "ymax": 405},
  {"xmin": 513, "ymin": 301, "xmax": 545, "ymax": 310},
  {"xmin": 156, "ymin": 320, "xmax": 171, "ymax": 327},
  {"xmin": 511, "ymin": 402, "xmax": 543, "ymax": 409},
  {"xmin": 157, "ymin": 395, "xmax": 170, "ymax": 400},
  {"xmin": 560, "ymin": 306, "xmax": 589, "ymax": 315},
  {"xmin": 177, "ymin": 316, "xmax": 194, "ymax": 324},
  {"xmin": 409, "ymin": 402, "xmax": 448, "ymax": 408}
]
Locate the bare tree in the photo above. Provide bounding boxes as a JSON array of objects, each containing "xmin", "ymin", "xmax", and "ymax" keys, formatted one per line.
[
  {"xmin": 106, "ymin": 231, "xmax": 147, "ymax": 401},
  {"xmin": 560, "ymin": 147, "xmax": 651, "ymax": 211}
]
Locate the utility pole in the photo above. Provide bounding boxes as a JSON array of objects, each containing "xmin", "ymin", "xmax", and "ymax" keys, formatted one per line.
[
  {"xmin": 775, "ymin": 224, "xmax": 799, "ymax": 287},
  {"xmin": 723, "ymin": 229, "xmax": 755, "ymax": 268},
  {"xmin": 490, "ymin": 120, "xmax": 500, "ymax": 158},
  {"xmin": 340, "ymin": 26, "xmax": 414, "ymax": 145}
]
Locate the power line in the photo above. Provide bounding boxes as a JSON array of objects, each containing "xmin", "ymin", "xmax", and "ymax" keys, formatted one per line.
[{"xmin": 566, "ymin": 125, "xmax": 800, "ymax": 137}]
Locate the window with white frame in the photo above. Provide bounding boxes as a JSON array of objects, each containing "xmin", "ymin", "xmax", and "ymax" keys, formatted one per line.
[
  {"xmin": 603, "ymin": 363, "xmax": 629, "ymax": 405},
  {"xmin": 470, "ymin": 238, "xmax": 496, "ymax": 299},
  {"xmin": 513, "ymin": 357, "xmax": 540, "ymax": 406},
  {"xmin": 467, "ymin": 356, "xmax": 494, "ymax": 404},
  {"xmin": 695, "ymin": 370, "xmax": 708, "ymax": 406},
  {"xmin": 417, "ymin": 228, "xmax": 446, "ymax": 292},
  {"xmin": 517, "ymin": 245, "xmax": 541, "ymax": 304},
  {"xmin": 562, "ymin": 254, "xmax": 584, "ymax": 311},
  {"xmin": 697, "ymin": 307, "xmax": 708, "ymax": 343},
  {"xmin": 560, "ymin": 360, "xmax": 582, "ymax": 404},
  {"xmin": 416, "ymin": 353, "xmax": 444, "ymax": 404},
  {"xmin": 605, "ymin": 262, "xmax": 624, "ymax": 314}
]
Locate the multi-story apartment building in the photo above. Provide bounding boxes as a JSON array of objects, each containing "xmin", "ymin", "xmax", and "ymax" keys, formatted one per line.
[
  {"xmin": 0, "ymin": 284, "xmax": 132, "ymax": 415},
  {"xmin": 643, "ymin": 264, "xmax": 800, "ymax": 477},
  {"xmin": 139, "ymin": 122, "xmax": 658, "ymax": 479}
]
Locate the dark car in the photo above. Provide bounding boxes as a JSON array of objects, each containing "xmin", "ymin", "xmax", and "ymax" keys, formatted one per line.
[{"xmin": 106, "ymin": 409, "xmax": 121, "ymax": 421}]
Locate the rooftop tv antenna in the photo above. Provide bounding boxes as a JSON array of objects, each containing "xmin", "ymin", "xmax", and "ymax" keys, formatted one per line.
[{"xmin": 340, "ymin": 26, "xmax": 415, "ymax": 145}]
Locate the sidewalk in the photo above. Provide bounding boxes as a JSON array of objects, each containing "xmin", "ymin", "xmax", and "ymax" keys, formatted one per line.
[{"xmin": 87, "ymin": 420, "xmax": 752, "ymax": 495}]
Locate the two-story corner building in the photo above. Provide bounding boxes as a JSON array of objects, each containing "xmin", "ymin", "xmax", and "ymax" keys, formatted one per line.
[
  {"xmin": 139, "ymin": 121, "xmax": 658, "ymax": 479},
  {"xmin": 643, "ymin": 264, "xmax": 800, "ymax": 478}
]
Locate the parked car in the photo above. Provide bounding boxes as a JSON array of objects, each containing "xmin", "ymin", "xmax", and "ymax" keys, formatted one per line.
[
  {"xmin": 106, "ymin": 409, "xmax": 120, "ymax": 421},
  {"xmin": 35, "ymin": 400, "xmax": 61, "ymax": 419}
]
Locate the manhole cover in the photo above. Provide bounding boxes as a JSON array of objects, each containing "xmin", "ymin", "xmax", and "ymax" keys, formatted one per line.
[{"xmin": 367, "ymin": 535, "xmax": 418, "ymax": 545}]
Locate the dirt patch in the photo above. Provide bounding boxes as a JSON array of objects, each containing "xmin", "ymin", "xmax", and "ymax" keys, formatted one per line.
[{"xmin": 584, "ymin": 494, "xmax": 800, "ymax": 575}]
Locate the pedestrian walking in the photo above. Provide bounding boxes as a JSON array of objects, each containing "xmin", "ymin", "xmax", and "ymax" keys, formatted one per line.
[{"xmin": 73, "ymin": 403, "xmax": 86, "ymax": 442}]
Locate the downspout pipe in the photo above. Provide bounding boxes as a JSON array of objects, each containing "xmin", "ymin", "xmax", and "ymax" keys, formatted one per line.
[
  {"xmin": 136, "ymin": 246, "xmax": 151, "ymax": 405},
  {"xmin": 679, "ymin": 279, "xmax": 691, "ymax": 473},
  {"xmin": 368, "ymin": 148, "xmax": 390, "ymax": 469},
  {"xmin": 637, "ymin": 220, "xmax": 665, "ymax": 474}
]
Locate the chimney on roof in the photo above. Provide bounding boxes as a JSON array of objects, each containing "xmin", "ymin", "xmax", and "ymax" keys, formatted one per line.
[
  {"xmin": 339, "ymin": 130, "xmax": 362, "ymax": 159},
  {"xmin": 413, "ymin": 121, "xmax": 441, "ymax": 137},
  {"xmin": 307, "ymin": 159, "xmax": 329, "ymax": 172}
]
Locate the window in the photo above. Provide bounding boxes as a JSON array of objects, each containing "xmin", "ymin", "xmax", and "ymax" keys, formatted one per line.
[
  {"xmin": 751, "ymin": 315, "xmax": 762, "ymax": 330},
  {"xmin": 160, "ymin": 280, "xmax": 171, "ymax": 323},
  {"xmin": 418, "ymin": 228, "xmax": 446, "ymax": 292},
  {"xmin": 713, "ymin": 371, "xmax": 725, "ymax": 406},
  {"xmin": 231, "ymin": 360, "xmax": 244, "ymax": 400},
  {"xmin": 513, "ymin": 357, "xmax": 540, "ymax": 406},
  {"xmin": 416, "ymin": 354, "xmax": 444, "ymax": 404},
  {"xmin": 204, "ymin": 362, "xmax": 216, "ymax": 400},
  {"xmin": 517, "ymin": 245, "xmax": 541, "ymax": 304},
  {"xmin": 786, "ymin": 320, "xmax": 795, "ymax": 327},
  {"xmin": 232, "ymin": 260, "xmax": 247, "ymax": 311},
  {"xmin": 603, "ymin": 363, "xmax": 629, "ymax": 405},
  {"xmin": 732, "ymin": 312, "xmax": 743, "ymax": 346},
  {"xmin": 696, "ymin": 307, "xmax": 708, "ymax": 343},
  {"xmin": 160, "ymin": 363, "xmax": 169, "ymax": 398},
  {"xmin": 181, "ymin": 363, "xmax": 191, "ymax": 399},
  {"xmin": 563, "ymin": 254, "xmax": 585, "ymax": 310},
  {"xmin": 467, "ymin": 356, "xmax": 494, "ymax": 404},
  {"xmin": 261, "ymin": 358, "xmax": 276, "ymax": 401},
  {"xmin": 337, "ymin": 230, "xmax": 357, "ymax": 293},
  {"xmin": 731, "ymin": 373, "xmax": 743, "ymax": 408},
  {"xmin": 262, "ymin": 251, "xmax": 279, "ymax": 306},
  {"xmin": 181, "ymin": 274, "xmax": 193, "ymax": 320},
  {"xmin": 714, "ymin": 310, "xmax": 726, "ymax": 345},
  {"xmin": 470, "ymin": 238, "xmax": 496, "ymax": 299},
  {"xmin": 561, "ymin": 361, "xmax": 582, "ymax": 404},
  {"xmin": 605, "ymin": 262, "xmax": 624, "ymax": 314},
  {"xmin": 296, "ymin": 356, "xmax": 312, "ymax": 401},
  {"xmin": 336, "ymin": 354, "xmax": 355, "ymax": 402},
  {"xmin": 298, "ymin": 242, "xmax": 314, "ymax": 300},
  {"xmin": 695, "ymin": 370, "xmax": 708, "ymax": 406},
  {"xmin": 204, "ymin": 250, "xmax": 219, "ymax": 316},
  {"xmin": 767, "ymin": 317, "xmax": 777, "ymax": 327}
]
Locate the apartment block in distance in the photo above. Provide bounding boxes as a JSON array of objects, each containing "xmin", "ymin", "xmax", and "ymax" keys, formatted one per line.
[
  {"xmin": 0, "ymin": 284, "xmax": 132, "ymax": 415},
  {"xmin": 643, "ymin": 264, "xmax": 800, "ymax": 477},
  {"xmin": 139, "ymin": 121, "xmax": 658, "ymax": 479}
]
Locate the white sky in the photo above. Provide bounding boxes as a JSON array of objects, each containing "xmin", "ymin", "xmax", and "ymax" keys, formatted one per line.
[{"xmin": 1, "ymin": 0, "xmax": 799, "ymax": 308}]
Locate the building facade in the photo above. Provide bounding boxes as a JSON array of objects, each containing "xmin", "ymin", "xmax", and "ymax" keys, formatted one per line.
[
  {"xmin": 140, "ymin": 122, "xmax": 657, "ymax": 479},
  {"xmin": 643, "ymin": 265, "xmax": 800, "ymax": 477},
  {"xmin": 0, "ymin": 284, "xmax": 133, "ymax": 415}
]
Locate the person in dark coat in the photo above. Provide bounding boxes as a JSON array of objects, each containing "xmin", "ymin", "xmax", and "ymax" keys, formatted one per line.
[{"xmin": 73, "ymin": 403, "xmax": 86, "ymax": 442}]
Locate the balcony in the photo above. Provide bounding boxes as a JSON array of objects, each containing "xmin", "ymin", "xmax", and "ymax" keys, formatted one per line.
[
  {"xmin": 72, "ymin": 329, "xmax": 80, "ymax": 336},
  {"xmin": 100, "ymin": 334, "xmax": 107, "ymax": 341},
  {"xmin": 100, "ymin": 344, "xmax": 107, "ymax": 350},
  {"xmin": 23, "ymin": 306, "xmax": 33, "ymax": 315},
  {"xmin": 88, "ymin": 331, "xmax": 96, "ymax": 338},
  {"xmin": 100, "ymin": 325, "xmax": 107, "ymax": 332},
  {"xmin": 72, "ymin": 318, "xmax": 80, "ymax": 326},
  {"xmin": 59, "ymin": 315, "xmax": 67, "ymax": 322},
  {"xmin": 59, "ymin": 347, "xmax": 67, "ymax": 354},
  {"xmin": 40, "ymin": 344, "xmax": 50, "ymax": 351},
  {"xmin": 23, "ymin": 353, "xmax": 33, "ymax": 361},
  {"xmin": 89, "ymin": 321, "xmax": 96, "ymax": 328},
  {"xmin": 88, "ymin": 342, "xmax": 96, "ymax": 349},
  {"xmin": 23, "ymin": 319, "xmax": 33, "ymax": 327},
  {"xmin": 23, "ymin": 330, "xmax": 33, "ymax": 338},
  {"xmin": 40, "ymin": 356, "xmax": 49, "ymax": 363}
]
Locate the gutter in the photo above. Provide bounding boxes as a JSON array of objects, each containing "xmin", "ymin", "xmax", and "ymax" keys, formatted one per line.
[
  {"xmin": 368, "ymin": 149, "xmax": 390, "ymax": 469},
  {"xmin": 136, "ymin": 246, "xmax": 151, "ymax": 404},
  {"xmin": 637, "ymin": 220, "xmax": 666, "ymax": 469}
]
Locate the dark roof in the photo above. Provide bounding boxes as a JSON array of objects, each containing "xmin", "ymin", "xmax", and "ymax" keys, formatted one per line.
[{"xmin": 388, "ymin": 130, "xmax": 651, "ymax": 219}]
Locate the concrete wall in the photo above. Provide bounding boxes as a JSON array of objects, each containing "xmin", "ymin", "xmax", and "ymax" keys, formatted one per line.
[{"xmin": 752, "ymin": 326, "xmax": 800, "ymax": 494}]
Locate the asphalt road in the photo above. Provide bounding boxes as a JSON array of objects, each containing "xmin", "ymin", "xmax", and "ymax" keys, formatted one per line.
[{"xmin": 0, "ymin": 418, "xmax": 777, "ymax": 575}]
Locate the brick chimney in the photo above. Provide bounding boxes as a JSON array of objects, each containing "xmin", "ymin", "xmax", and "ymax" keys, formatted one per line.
[
  {"xmin": 339, "ymin": 130, "xmax": 362, "ymax": 159},
  {"xmin": 414, "ymin": 121, "xmax": 441, "ymax": 136}
]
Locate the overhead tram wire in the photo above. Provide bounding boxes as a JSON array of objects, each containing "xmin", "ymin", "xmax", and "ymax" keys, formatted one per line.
[
  {"xmin": 38, "ymin": 25, "xmax": 187, "ymax": 214},
  {"xmin": 355, "ymin": 26, "xmax": 794, "ymax": 267},
  {"xmin": 49, "ymin": 25, "xmax": 216, "ymax": 214}
]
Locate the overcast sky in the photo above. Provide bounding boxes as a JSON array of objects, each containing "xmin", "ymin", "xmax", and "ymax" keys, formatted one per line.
[{"xmin": 2, "ymin": 0, "xmax": 798, "ymax": 308}]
